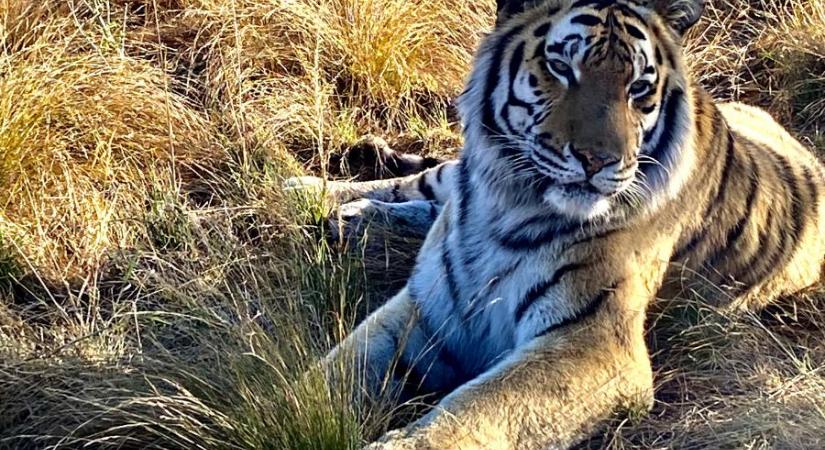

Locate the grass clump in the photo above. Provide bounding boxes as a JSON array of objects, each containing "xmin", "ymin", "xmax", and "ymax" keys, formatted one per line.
[{"xmin": 0, "ymin": 21, "xmax": 228, "ymax": 280}]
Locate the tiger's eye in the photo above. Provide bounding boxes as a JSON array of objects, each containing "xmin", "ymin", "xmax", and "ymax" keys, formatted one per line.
[
  {"xmin": 547, "ymin": 59, "xmax": 572, "ymax": 75},
  {"xmin": 629, "ymin": 80, "xmax": 653, "ymax": 97}
]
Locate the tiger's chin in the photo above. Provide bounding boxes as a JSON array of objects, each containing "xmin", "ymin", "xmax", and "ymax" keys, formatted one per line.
[{"xmin": 543, "ymin": 184, "xmax": 614, "ymax": 222}]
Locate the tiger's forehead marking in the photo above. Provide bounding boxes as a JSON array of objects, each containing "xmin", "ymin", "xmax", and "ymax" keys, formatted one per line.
[
  {"xmin": 545, "ymin": 13, "xmax": 594, "ymax": 58},
  {"xmin": 538, "ymin": 5, "xmax": 657, "ymax": 80}
]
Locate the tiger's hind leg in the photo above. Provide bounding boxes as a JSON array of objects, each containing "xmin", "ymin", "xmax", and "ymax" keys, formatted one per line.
[
  {"xmin": 285, "ymin": 158, "xmax": 458, "ymax": 207},
  {"xmin": 286, "ymin": 137, "xmax": 458, "ymax": 244}
]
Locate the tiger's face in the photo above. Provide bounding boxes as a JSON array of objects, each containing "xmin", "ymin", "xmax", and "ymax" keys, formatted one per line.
[{"xmin": 461, "ymin": 0, "xmax": 704, "ymax": 221}]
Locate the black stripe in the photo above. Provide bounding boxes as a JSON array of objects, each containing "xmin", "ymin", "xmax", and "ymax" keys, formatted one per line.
[
  {"xmin": 661, "ymin": 43, "xmax": 677, "ymax": 67},
  {"xmin": 729, "ymin": 206, "xmax": 775, "ymax": 286},
  {"xmin": 508, "ymin": 41, "xmax": 527, "ymax": 91},
  {"xmin": 537, "ymin": 133, "xmax": 566, "ymax": 159},
  {"xmin": 481, "ymin": 26, "xmax": 525, "ymax": 138},
  {"xmin": 532, "ymin": 40, "xmax": 547, "ymax": 60},
  {"xmin": 515, "ymin": 262, "xmax": 589, "ymax": 321},
  {"xmin": 418, "ymin": 174, "xmax": 436, "ymax": 201},
  {"xmin": 740, "ymin": 150, "xmax": 805, "ymax": 289},
  {"xmin": 533, "ymin": 22, "xmax": 551, "ymax": 37},
  {"xmin": 532, "ymin": 149, "xmax": 569, "ymax": 172},
  {"xmin": 571, "ymin": 14, "xmax": 603, "ymax": 27},
  {"xmin": 504, "ymin": 42, "xmax": 535, "ymax": 116},
  {"xmin": 494, "ymin": 214, "xmax": 579, "ymax": 250},
  {"xmin": 649, "ymin": 23, "xmax": 677, "ymax": 67},
  {"xmin": 498, "ymin": 43, "xmax": 535, "ymax": 134},
  {"xmin": 571, "ymin": 0, "xmax": 613, "ymax": 9},
  {"xmin": 457, "ymin": 158, "xmax": 472, "ymax": 228},
  {"xmin": 460, "ymin": 244, "xmax": 483, "ymax": 269},
  {"xmin": 693, "ymin": 97, "xmax": 705, "ymax": 138},
  {"xmin": 496, "ymin": 222, "xmax": 575, "ymax": 250},
  {"xmin": 713, "ymin": 131, "xmax": 737, "ymax": 203},
  {"xmin": 647, "ymin": 86, "xmax": 683, "ymax": 161},
  {"xmin": 512, "ymin": 213, "xmax": 562, "ymax": 230},
  {"xmin": 436, "ymin": 164, "xmax": 445, "ymax": 183},
  {"xmin": 806, "ymin": 164, "xmax": 823, "ymax": 227},
  {"xmin": 666, "ymin": 52, "xmax": 677, "ymax": 69},
  {"xmin": 535, "ymin": 282, "xmax": 617, "ymax": 338},
  {"xmin": 802, "ymin": 165, "xmax": 819, "ymax": 209},
  {"xmin": 642, "ymin": 75, "xmax": 670, "ymax": 145},
  {"xmin": 704, "ymin": 152, "xmax": 760, "ymax": 270},
  {"xmin": 441, "ymin": 242, "xmax": 461, "ymax": 305},
  {"xmin": 546, "ymin": 42, "xmax": 566, "ymax": 55},
  {"xmin": 634, "ymin": 86, "xmax": 657, "ymax": 104},
  {"xmin": 642, "ymin": 84, "xmax": 684, "ymax": 185},
  {"xmin": 611, "ymin": 38, "xmax": 633, "ymax": 60},
  {"xmin": 498, "ymin": 104, "xmax": 518, "ymax": 136},
  {"xmin": 672, "ymin": 128, "xmax": 736, "ymax": 261}
]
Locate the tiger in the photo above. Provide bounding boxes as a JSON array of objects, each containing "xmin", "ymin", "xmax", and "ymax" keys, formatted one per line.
[{"xmin": 287, "ymin": 0, "xmax": 825, "ymax": 448}]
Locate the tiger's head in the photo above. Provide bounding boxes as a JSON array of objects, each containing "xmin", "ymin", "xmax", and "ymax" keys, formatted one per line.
[{"xmin": 459, "ymin": 0, "xmax": 704, "ymax": 221}]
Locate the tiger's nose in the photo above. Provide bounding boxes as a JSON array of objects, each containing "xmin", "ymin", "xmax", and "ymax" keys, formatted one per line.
[{"xmin": 570, "ymin": 147, "xmax": 620, "ymax": 177}]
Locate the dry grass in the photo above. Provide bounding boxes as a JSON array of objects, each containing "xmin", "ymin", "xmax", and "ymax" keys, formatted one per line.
[
  {"xmin": 687, "ymin": 0, "xmax": 825, "ymax": 146},
  {"xmin": 0, "ymin": 0, "xmax": 823, "ymax": 449}
]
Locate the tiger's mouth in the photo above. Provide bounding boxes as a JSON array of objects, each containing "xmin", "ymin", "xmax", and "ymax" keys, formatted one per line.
[
  {"xmin": 560, "ymin": 181, "xmax": 603, "ymax": 195},
  {"xmin": 541, "ymin": 182, "xmax": 614, "ymax": 220},
  {"xmin": 553, "ymin": 179, "xmax": 628, "ymax": 199},
  {"xmin": 538, "ymin": 175, "xmax": 633, "ymax": 220}
]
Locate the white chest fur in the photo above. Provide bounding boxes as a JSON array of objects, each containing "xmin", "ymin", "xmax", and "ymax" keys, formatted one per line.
[{"xmin": 407, "ymin": 198, "xmax": 582, "ymax": 375}]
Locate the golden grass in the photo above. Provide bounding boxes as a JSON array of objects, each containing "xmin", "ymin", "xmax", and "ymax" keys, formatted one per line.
[
  {"xmin": 687, "ymin": 0, "xmax": 825, "ymax": 143},
  {"xmin": 0, "ymin": 0, "xmax": 823, "ymax": 449}
]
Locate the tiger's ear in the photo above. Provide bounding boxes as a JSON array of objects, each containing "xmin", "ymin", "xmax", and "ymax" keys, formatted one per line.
[
  {"xmin": 652, "ymin": 0, "xmax": 705, "ymax": 35},
  {"xmin": 496, "ymin": 0, "xmax": 539, "ymax": 23},
  {"xmin": 496, "ymin": 0, "xmax": 522, "ymax": 14}
]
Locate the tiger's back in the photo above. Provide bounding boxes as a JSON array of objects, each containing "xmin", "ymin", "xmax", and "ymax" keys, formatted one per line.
[{"xmin": 668, "ymin": 97, "xmax": 825, "ymax": 308}]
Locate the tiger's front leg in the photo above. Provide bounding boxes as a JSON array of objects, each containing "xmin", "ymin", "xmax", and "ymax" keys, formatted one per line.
[
  {"xmin": 365, "ymin": 270, "xmax": 662, "ymax": 450},
  {"xmin": 324, "ymin": 210, "xmax": 464, "ymax": 404}
]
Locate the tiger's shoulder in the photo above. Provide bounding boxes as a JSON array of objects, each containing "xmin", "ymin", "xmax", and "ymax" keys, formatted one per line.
[{"xmin": 718, "ymin": 102, "xmax": 816, "ymax": 160}]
